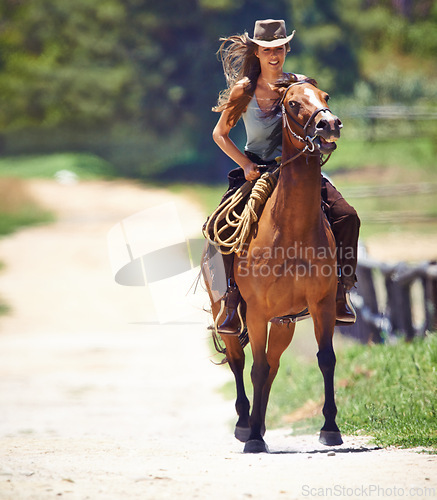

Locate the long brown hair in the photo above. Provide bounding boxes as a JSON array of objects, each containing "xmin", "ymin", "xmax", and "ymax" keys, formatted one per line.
[{"xmin": 212, "ymin": 33, "xmax": 260, "ymax": 126}]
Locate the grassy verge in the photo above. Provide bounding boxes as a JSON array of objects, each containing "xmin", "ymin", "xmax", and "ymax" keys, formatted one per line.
[
  {"xmin": 0, "ymin": 153, "xmax": 115, "ymax": 180},
  {"xmin": 0, "ymin": 151, "xmax": 118, "ymax": 235},
  {"xmin": 333, "ymin": 334, "xmax": 437, "ymax": 449},
  {"xmin": 0, "ymin": 177, "xmax": 55, "ymax": 315},
  {"xmin": 219, "ymin": 333, "xmax": 437, "ymax": 449},
  {"xmin": 0, "ymin": 152, "xmax": 116, "ymax": 315},
  {"xmin": 0, "ymin": 178, "xmax": 54, "ymax": 236},
  {"xmin": 242, "ymin": 333, "xmax": 436, "ymax": 450}
]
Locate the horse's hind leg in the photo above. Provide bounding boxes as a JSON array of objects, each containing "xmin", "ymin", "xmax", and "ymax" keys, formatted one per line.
[
  {"xmin": 311, "ymin": 302, "xmax": 343, "ymax": 446},
  {"xmin": 221, "ymin": 335, "xmax": 251, "ymax": 442}
]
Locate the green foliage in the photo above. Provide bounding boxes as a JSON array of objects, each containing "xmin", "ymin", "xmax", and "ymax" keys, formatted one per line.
[
  {"xmin": 0, "ymin": 0, "xmax": 135, "ymax": 129},
  {"xmin": 286, "ymin": 0, "xmax": 360, "ymax": 94},
  {"xmin": 0, "ymin": 0, "xmax": 436, "ymax": 180}
]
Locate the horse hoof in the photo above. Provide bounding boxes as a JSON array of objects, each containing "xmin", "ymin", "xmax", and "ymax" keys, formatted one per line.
[
  {"xmin": 319, "ymin": 430, "xmax": 343, "ymax": 446},
  {"xmin": 235, "ymin": 426, "xmax": 251, "ymax": 443},
  {"xmin": 243, "ymin": 439, "xmax": 269, "ymax": 454}
]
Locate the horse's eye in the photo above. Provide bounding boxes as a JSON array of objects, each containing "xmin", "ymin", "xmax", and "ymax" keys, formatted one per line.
[
  {"xmin": 325, "ymin": 95, "xmax": 330, "ymax": 103},
  {"xmin": 288, "ymin": 101, "xmax": 298, "ymax": 109}
]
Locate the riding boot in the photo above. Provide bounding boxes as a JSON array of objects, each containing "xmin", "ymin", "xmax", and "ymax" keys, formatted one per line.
[
  {"xmin": 336, "ymin": 281, "xmax": 356, "ymax": 323},
  {"xmin": 217, "ymin": 281, "xmax": 242, "ymax": 335}
]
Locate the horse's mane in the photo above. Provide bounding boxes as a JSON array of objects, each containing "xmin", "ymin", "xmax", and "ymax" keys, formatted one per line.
[{"xmin": 264, "ymin": 74, "xmax": 318, "ymax": 158}]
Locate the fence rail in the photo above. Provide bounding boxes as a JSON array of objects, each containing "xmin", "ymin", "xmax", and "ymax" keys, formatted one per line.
[
  {"xmin": 342, "ymin": 182, "xmax": 437, "ymax": 199},
  {"xmin": 347, "ymin": 106, "xmax": 437, "ymax": 121},
  {"xmin": 340, "ymin": 183, "xmax": 437, "ymax": 224},
  {"xmin": 357, "ymin": 212, "xmax": 437, "ymax": 223},
  {"xmin": 338, "ymin": 250, "xmax": 437, "ymax": 343}
]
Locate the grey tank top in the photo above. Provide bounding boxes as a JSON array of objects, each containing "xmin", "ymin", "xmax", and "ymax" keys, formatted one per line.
[{"xmin": 242, "ymin": 94, "xmax": 282, "ymax": 162}]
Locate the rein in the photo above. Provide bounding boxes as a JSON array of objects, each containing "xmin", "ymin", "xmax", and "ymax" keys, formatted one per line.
[{"xmin": 203, "ymin": 81, "xmax": 335, "ymax": 254}]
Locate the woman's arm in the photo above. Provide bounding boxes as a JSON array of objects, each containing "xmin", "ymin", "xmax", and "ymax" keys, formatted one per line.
[{"xmin": 212, "ymin": 81, "xmax": 261, "ymax": 182}]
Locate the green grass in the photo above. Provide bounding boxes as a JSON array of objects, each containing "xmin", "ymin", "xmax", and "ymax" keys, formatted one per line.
[
  {"xmin": 0, "ymin": 153, "xmax": 115, "ymax": 180},
  {"xmin": 228, "ymin": 332, "xmax": 437, "ymax": 450},
  {"xmin": 0, "ymin": 178, "xmax": 54, "ymax": 236},
  {"xmin": 333, "ymin": 335, "xmax": 437, "ymax": 449},
  {"xmin": 0, "ymin": 208, "xmax": 54, "ymax": 236}
]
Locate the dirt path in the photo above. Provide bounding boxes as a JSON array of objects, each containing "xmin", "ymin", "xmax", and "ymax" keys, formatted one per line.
[{"xmin": 0, "ymin": 179, "xmax": 435, "ymax": 500}]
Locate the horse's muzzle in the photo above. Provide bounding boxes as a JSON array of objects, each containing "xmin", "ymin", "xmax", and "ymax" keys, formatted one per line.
[{"xmin": 314, "ymin": 114, "xmax": 342, "ymax": 154}]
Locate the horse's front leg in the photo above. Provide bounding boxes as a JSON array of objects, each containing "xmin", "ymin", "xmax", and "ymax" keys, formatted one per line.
[
  {"xmin": 221, "ymin": 335, "xmax": 251, "ymax": 442},
  {"xmin": 259, "ymin": 321, "xmax": 296, "ymax": 434},
  {"xmin": 310, "ymin": 297, "xmax": 343, "ymax": 446},
  {"xmin": 244, "ymin": 309, "xmax": 270, "ymax": 453}
]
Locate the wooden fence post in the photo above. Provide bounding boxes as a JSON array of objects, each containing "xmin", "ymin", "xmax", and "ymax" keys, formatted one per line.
[
  {"xmin": 423, "ymin": 262, "xmax": 437, "ymax": 332},
  {"xmin": 356, "ymin": 263, "xmax": 383, "ymax": 343},
  {"xmin": 337, "ymin": 257, "xmax": 437, "ymax": 342},
  {"xmin": 382, "ymin": 265, "xmax": 415, "ymax": 341},
  {"xmin": 337, "ymin": 258, "xmax": 384, "ymax": 343}
]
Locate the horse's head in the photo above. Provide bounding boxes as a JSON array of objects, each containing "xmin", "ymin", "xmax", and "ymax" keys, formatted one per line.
[{"xmin": 275, "ymin": 77, "xmax": 343, "ymax": 155}]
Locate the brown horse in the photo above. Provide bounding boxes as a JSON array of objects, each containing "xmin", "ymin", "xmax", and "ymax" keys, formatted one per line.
[{"xmin": 203, "ymin": 77, "xmax": 344, "ymax": 453}]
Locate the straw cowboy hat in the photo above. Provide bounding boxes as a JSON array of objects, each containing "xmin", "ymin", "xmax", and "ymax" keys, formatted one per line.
[{"xmin": 248, "ymin": 19, "xmax": 295, "ymax": 48}]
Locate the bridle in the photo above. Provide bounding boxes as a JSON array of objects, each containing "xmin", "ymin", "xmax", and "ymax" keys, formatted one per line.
[{"xmin": 278, "ymin": 81, "xmax": 332, "ymax": 168}]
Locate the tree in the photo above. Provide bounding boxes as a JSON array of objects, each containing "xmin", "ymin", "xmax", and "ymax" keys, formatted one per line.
[
  {"xmin": 285, "ymin": 0, "xmax": 360, "ymax": 94},
  {"xmin": 0, "ymin": 0, "xmax": 434, "ymax": 181}
]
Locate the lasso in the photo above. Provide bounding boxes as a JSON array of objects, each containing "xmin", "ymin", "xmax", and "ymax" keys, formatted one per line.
[{"xmin": 203, "ymin": 169, "xmax": 279, "ymax": 255}]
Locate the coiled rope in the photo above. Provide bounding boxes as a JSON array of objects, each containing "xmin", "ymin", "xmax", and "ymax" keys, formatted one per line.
[{"xmin": 203, "ymin": 168, "xmax": 279, "ymax": 255}]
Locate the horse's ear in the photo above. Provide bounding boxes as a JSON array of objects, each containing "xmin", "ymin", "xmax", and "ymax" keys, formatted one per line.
[
  {"xmin": 306, "ymin": 77, "xmax": 318, "ymax": 87},
  {"xmin": 274, "ymin": 85, "xmax": 288, "ymax": 98}
]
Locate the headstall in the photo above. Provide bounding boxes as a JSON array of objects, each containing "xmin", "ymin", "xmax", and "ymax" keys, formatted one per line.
[{"xmin": 278, "ymin": 81, "xmax": 332, "ymax": 167}]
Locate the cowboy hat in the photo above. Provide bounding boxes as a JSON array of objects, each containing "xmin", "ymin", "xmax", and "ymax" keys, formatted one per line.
[{"xmin": 247, "ymin": 19, "xmax": 295, "ymax": 48}]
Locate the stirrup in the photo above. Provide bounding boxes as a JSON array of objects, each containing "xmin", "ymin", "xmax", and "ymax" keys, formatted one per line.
[
  {"xmin": 217, "ymin": 302, "xmax": 244, "ymax": 336},
  {"xmin": 335, "ymin": 285, "xmax": 356, "ymax": 325}
]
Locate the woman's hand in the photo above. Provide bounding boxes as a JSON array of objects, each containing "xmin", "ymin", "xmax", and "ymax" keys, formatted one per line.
[{"xmin": 242, "ymin": 161, "xmax": 261, "ymax": 181}]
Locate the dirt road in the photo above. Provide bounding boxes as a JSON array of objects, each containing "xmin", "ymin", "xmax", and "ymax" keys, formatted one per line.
[{"xmin": 0, "ymin": 179, "xmax": 435, "ymax": 499}]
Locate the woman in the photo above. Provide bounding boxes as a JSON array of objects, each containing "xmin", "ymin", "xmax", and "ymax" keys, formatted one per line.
[{"xmin": 211, "ymin": 19, "xmax": 360, "ymax": 334}]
